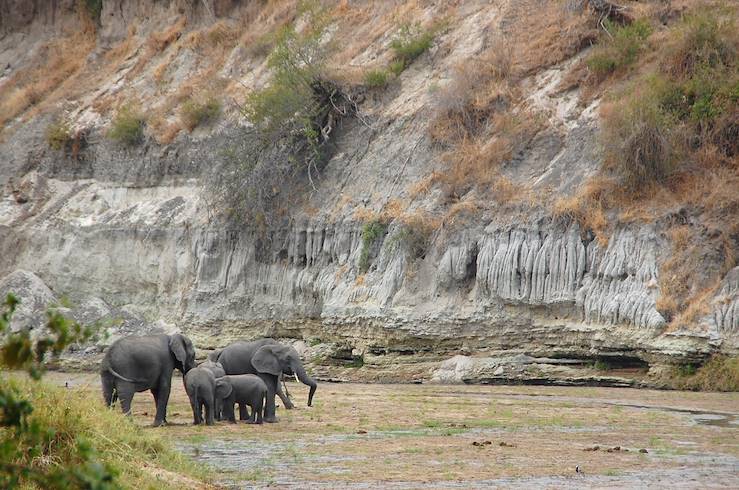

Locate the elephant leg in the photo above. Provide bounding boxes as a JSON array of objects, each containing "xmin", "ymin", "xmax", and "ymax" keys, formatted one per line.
[
  {"xmin": 263, "ymin": 376, "xmax": 278, "ymax": 423},
  {"xmin": 152, "ymin": 379, "xmax": 172, "ymax": 427},
  {"xmin": 101, "ymin": 372, "xmax": 116, "ymax": 407},
  {"xmin": 255, "ymin": 399, "xmax": 264, "ymax": 424},
  {"xmin": 205, "ymin": 402, "xmax": 214, "ymax": 426},
  {"xmin": 118, "ymin": 386, "xmax": 135, "ymax": 416},
  {"xmin": 224, "ymin": 399, "xmax": 236, "ymax": 423},
  {"xmin": 239, "ymin": 402, "xmax": 249, "ymax": 421},
  {"xmin": 276, "ymin": 375, "xmax": 294, "ymax": 410},
  {"xmin": 189, "ymin": 395, "xmax": 201, "ymax": 425}
]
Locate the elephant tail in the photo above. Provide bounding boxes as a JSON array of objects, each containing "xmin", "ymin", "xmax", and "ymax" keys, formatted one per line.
[{"xmin": 107, "ymin": 366, "xmax": 145, "ymax": 384}]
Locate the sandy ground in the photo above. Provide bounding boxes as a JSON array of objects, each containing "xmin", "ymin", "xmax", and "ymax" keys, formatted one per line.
[{"xmin": 45, "ymin": 372, "xmax": 738, "ymax": 489}]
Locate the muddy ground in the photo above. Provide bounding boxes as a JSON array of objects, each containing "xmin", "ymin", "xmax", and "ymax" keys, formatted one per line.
[{"xmin": 46, "ymin": 372, "xmax": 738, "ymax": 489}]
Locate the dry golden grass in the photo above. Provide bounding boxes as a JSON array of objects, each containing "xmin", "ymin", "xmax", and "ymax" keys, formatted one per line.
[
  {"xmin": 501, "ymin": 0, "xmax": 597, "ymax": 76},
  {"xmin": 0, "ymin": 30, "xmax": 95, "ymax": 130}
]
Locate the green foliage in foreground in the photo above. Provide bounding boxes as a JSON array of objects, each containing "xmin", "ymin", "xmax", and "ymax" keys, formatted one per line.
[
  {"xmin": 390, "ymin": 22, "xmax": 438, "ymax": 68},
  {"xmin": 46, "ymin": 120, "xmax": 73, "ymax": 151},
  {"xmin": 0, "ymin": 294, "xmax": 209, "ymax": 488}
]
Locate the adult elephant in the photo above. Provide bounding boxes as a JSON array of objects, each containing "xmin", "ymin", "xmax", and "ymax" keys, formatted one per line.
[
  {"xmin": 215, "ymin": 338, "xmax": 317, "ymax": 423},
  {"xmin": 101, "ymin": 333, "xmax": 196, "ymax": 426}
]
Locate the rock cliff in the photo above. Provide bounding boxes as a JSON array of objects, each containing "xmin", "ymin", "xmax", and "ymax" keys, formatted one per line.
[{"xmin": 1, "ymin": 0, "xmax": 736, "ymax": 385}]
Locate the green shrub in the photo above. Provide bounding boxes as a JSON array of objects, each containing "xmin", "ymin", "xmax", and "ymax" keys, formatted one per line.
[
  {"xmin": 181, "ymin": 96, "xmax": 221, "ymax": 131},
  {"xmin": 108, "ymin": 105, "xmax": 145, "ymax": 145},
  {"xmin": 593, "ymin": 360, "xmax": 611, "ymax": 371},
  {"xmin": 83, "ymin": 0, "xmax": 103, "ymax": 22},
  {"xmin": 210, "ymin": 1, "xmax": 355, "ymax": 228},
  {"xmin": 389, "ymin": 60, "xmax": 406, "ymax": 76},
  {"xmin": 390, "ymin": 23, "xmax": 437, "ymax": 69},
  {"xmin": 671, "ymin": 356, "xmax": 738, "ymax": 391},
  {"xmin": 45, "ymin": 120, "xmax": 72, "ymax": 150},
  {"xmin": 587, "ymin": 19, "xmax": 652, "ymax": 79},
  {"xmin": 359, "ymin": 220, "xmax": 387, "ymax": 272},
  {"xmin": 364, "ymin": 69, "xmax": 389, "ymax": 88},
  {"xmin": 601, "ymin": 87, "xmax": 676, "ymax": 187}
]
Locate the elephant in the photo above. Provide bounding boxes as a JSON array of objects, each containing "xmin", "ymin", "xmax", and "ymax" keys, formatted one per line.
[
  {"xmin": 100, "ymin": 333, "xmax": 196, "ymax": 426},
  {"xmin": 184, "ymin": 366, "xmax": 226, "ymax": 425},
  {"xmin": 214, "ymin": 338, "xmax": 317, "ymax": 423},
  {"xmin": 197, "ymin": 359, "xmax": 226, "ymax": 419},
  {"xmin": 200, "ymin": 359, "xmax": 226, "ymax": 378},
  {"xmin": 218, "ymin": 374, "xmax": 267, "ymax": 424}
]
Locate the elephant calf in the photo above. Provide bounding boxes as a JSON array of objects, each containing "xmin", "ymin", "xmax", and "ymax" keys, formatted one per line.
[
  {"xmin": 185, "ymin": 366, "xmax": 230, "ymax": 425},
  {"xmin": 219, "ymin": 374, "xmax": 268, "ymax": 424}
]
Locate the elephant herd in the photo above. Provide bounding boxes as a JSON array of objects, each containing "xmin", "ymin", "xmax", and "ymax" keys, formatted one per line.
[{"xmin": 100, "ymin": 334, "xmax": 317, "ymax": 426}]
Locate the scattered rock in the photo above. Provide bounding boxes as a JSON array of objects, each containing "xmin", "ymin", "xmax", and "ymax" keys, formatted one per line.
[
  {"xmin": 639, "ymin": 448, "xmax": 648, "ymax": 454},
  {"xmin": 584, "ymin": 445, "xmax": 600, "ymax": 451},
  {"xmin": 605, "ymin": 446, "xmax": 621, "ymax": 453},
  {"xmin": 356, "ymin": 429, "xmax": 367, "ymax": 434},
  {"xmin": 472, "ymin": 440, "xmax": 492, "ymax": 447},
  {"xmin": 499, "ymin": 441, "xmax": 516, "ymax": 448}
]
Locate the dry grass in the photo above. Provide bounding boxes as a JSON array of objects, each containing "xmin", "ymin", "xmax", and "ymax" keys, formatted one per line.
[{"xmin": 0, "ymin": 30, "xmax": 95, "ymax": 130}]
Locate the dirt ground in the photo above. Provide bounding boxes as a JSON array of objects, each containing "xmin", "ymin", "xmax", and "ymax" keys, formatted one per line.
[{"xmin": 46, "ymin": 372, "xmax": 738, "ymax": 489}]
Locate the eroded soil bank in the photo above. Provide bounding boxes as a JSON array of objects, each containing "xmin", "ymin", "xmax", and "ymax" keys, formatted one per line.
[{"xmin": 47, "ymin": 372, "xmax": 738, "ymax": 489}]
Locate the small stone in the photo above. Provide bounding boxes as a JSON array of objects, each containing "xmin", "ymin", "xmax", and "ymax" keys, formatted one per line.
[
  {"xmin": 639, "ymin": 448, "xmax": 648, "ymax": 454},
  {"xmin": 583, "ymin": 445, "xmax": 600, "ymax": 451},
  {"xmin": 356, "ymin": 429, "xmax": 367, "ymax": 434}
]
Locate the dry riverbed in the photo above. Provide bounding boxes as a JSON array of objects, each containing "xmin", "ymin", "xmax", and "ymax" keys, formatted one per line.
[{"xmin": 46, "ymin": 372, "xmax": 738, "ymax": 489}]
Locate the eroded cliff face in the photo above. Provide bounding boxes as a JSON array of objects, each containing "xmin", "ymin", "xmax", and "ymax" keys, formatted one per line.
[{"xmin": 1, "ymin": 0, "xmax": 736, "ymax": 385}]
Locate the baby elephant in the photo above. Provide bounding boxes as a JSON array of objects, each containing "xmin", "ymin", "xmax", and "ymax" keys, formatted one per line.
[
  {"xmin": 184, "ymin": 366, "xmax": 231, "ymax": 425},
  {"xmin": 219, "ymin": 374, "xmax": 268, "ymax": 424}
]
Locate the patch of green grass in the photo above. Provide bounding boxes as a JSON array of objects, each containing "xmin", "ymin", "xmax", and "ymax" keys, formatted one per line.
[
  {"xmin": 364, "ymin": 69, "xmax": 390, "ymax": 88},
  {"xmin": 593, "ymin": 359, "xmax": 612, "ymax": 371},
  {"xmin": 389, "ymin": 60, "xmax": 405, "ymax": 76},
  {"xmin": 108, "ymin": 104, "xmax": 145, "ymax": 145},
  {"xmin": 359, "ymin": 219, "xmax": 387, "ymax": 272},
  {"xmin": 390, "ymin": 22, "xmax": 437, "ymax": 68},
  {"xmin": 181, "ymin": 96, "xmax": 221, "ymax": 131},
  {"xmin": 604, "ymin": 469, "xmax": 622, "ymax": 477},
  {"xmin": 587, "ymin": 18, "xmax": 652, "ymax": 80},
  {"xmin": 671, "ymin": 356, "xmax": 739, "ymax": 391}
]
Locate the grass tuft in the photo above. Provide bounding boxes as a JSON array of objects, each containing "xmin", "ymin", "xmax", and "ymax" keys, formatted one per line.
[
  {"xmin": 2, "ymin": 377, "xmax": 212, "ymax": 488},
  {"xmin": 586, "ymin": 19, "xmax": 652, "ymax": 81},
  {"xmin": 364, "ymin": 69, "xmax": 389, "ymax": 88},
  {"xmin": 180, "ymin": 96, "xmax": 221, "ymax": 131},
  {"xmin": 108, "ymin": 105, "xmax": 145, "ymax": 145}
]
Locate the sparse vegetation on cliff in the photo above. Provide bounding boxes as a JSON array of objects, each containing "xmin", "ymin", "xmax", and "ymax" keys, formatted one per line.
[
  {"xmin": 180, "ymin": 96, "xmax": 221, "ymax": 131},
  {"xmin": 108, "ymin": 105, "xmax": 146, "ymax": 145}
]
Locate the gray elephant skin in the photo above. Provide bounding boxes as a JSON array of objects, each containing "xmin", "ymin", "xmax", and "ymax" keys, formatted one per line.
[
  {"xmin": 185, "ymin": 365, "xmax": 230, "ymax": 425},
  {"xmin": 218, "ymin": 374, "xmax": 267, "ymax": 424},
  {"xmin": 214, "ymin": 338, "xmax": 317, "ymax": 423},
  {"xmin": 100, "ymin": 333, "xmax": 196, "ymax": 426},
  {"xmin": 198, "ymin": 359, "xmax": 226, "ymax": 419}
]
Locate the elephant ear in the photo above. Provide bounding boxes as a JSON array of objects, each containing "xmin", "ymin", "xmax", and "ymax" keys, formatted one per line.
[
  {"xmin": 169, "ymin": 334, "xmax": 188, "ymax": 364},
  {"xmin": 253, "ymin": 345, "xmax": 282, "ymax": 376},
  {"xmin": 215, "ymin": 378, "xmax": 232, "ymax": 399}
]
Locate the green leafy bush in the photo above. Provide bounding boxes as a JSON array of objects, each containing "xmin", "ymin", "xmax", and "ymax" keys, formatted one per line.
[
  {"xmin": 364, "ymin": 69, "xmax": 389, "ymax": 88},
  {"xmin": 601, "ymin": 10, "xmax": 737, "ymax": 189},
  {"xmin": 108, "ymin": 105, "xmax": 145, "ymax": 145},
  {"xmin": 45, "ymin": 120, "xmax": 72, "ymax": 151},
  {"xmin": 209, "ymin": 2, "xmax": 356, "ymax": 228},
  {"xmin": 390, "ymin": 23, "xmax": 436, "ymax": 68},
  {"xmin": 587, "ymin": 19, "xmax": 652, "ymax": 80},
  {"xmin": 359, "ymin": 220, "xmax": 387, "ymax": 272},
  {"xmin": 181, "ymin": 96, "xmax": 221, "ymax": 131}
]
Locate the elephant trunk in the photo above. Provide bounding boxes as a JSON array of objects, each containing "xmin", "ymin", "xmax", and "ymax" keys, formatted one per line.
[{"xmin": 293, "ymin": 363, "xmax": 317, "ymax": 407}]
